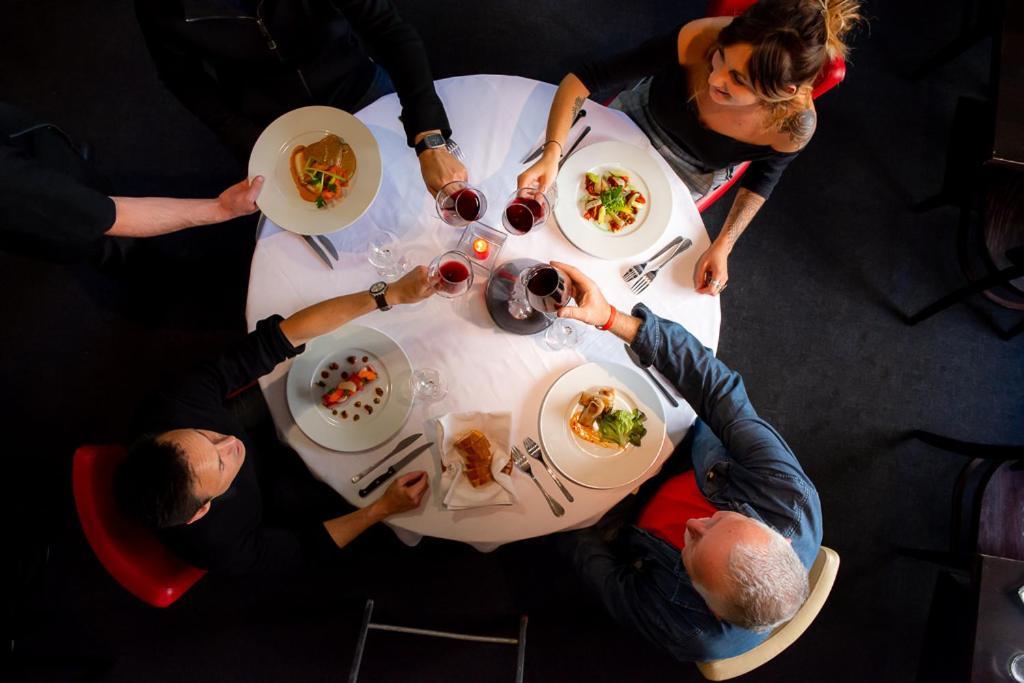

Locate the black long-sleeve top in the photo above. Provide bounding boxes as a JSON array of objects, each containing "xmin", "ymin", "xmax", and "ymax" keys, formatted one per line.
[
  {"xmin": 575, "ymin": 28, "xmax": 799, "ymax": 200},
  {"xmin": 135, "ymin": 0, "xmax": 451, "ymax": 158},
  {"xmin": 138, "ymin": 315, "xmax": 337, "ymax": 576}
]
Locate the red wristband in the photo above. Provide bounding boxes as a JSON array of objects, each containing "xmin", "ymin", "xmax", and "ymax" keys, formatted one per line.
[{"xmin": 597, "ymin": 305, "xmax": 617, "ymax": 331}]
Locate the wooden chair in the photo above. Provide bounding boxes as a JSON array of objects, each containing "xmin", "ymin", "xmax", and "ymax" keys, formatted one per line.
[{"xmin": 696, "ymin": 546, "xmax": 840, "ymax": 681}]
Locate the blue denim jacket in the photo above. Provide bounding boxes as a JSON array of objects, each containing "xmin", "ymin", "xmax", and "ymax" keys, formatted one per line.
[{"xmin": 561, "ymin": 304, "xmax": 823, "ymax": 662}]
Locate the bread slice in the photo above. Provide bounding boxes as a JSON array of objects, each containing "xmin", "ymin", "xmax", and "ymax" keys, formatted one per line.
[{"xmin": 454, "ymin": 429, "xmax": 494, "ymax": 488}]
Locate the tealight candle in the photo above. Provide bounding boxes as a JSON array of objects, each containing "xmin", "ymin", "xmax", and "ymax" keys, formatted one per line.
[{"xmin": 472, "ymin": 237, "xmax": 490, "ymax": 260}]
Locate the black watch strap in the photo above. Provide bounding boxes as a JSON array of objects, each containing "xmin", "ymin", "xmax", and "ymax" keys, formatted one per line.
[
  {"xmin": 415, "ymin": 133, "xmax": 447, "ymax": 157},
  {"xmin": 369, "ymin": 281, "xmax": 391, "ymax": 311}
]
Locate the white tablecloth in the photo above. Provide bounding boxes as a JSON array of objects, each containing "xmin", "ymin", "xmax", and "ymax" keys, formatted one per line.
[{"xmin": 245, "ymin": 75, "xmax": 720, "ymax": 550}]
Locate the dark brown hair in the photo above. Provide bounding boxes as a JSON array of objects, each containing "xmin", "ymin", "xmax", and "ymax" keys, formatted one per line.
[{"xmin": 718, "ymin": 0, "xmax": 863, "ymax": 104}]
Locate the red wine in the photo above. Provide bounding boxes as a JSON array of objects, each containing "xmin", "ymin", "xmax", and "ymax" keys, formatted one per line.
[
  {"xmin": 454, "ymin": 189, "xmax": 482, "ymax": 221},
  {"xmin": 527, "ymin": 267, "xmax": 559, "ymax": 296},
  {"xmin": 439, "ymin": 260, "xmax": 470, "ymax": 283},
  {"xmin": 505, "ymin": 203, "xmax": 536, "ymax": 234}
]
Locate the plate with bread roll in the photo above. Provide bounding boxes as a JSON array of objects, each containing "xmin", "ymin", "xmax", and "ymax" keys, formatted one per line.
[
  {"xmin": 539, "ymin": 362, "xmax": 666, "ymax": 489},
  {"xmin": 249, "ymin": 106, "xmax": 382, "ymax": 235}
]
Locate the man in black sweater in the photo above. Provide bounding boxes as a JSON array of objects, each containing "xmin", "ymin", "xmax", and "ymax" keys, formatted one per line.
[
  {"xmin": 136, "ymin": 0, "xmax": 466, "ymax": 194},
  {"xmin": 115, "ymin": 267, "xmax": 433, "ymax": 575}
]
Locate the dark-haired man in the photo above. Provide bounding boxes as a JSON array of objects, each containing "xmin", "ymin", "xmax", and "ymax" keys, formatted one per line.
[{"xmin": 115, "ymin": 267, "xmax": 433, "ymax": 575}]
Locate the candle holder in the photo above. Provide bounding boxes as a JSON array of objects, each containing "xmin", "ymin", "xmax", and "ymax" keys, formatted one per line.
[{"xmin": 456, "ymin": 222, "xmax": 506, "ymax": 272}]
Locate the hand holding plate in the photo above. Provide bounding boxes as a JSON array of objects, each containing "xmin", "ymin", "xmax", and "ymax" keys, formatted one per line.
[{"xmin": 218, "ymin": 176, "xmax": 264, "ymax": 220}]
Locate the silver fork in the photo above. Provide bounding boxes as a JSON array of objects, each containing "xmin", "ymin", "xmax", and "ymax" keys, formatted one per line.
[
  {"xmin": 630, "ymin": 238, "xmax": 692, "ymax": 296},
  {"xmin": 622, "ymin": 236, "xmax": 684, "ymax": 283},
  {"xmin": 511, "ymin": 446, "xmax": 565, "ymax": 517},
  {"xmin": 523, "ymin": 437, "xmax": 573, "ymax": 502}
]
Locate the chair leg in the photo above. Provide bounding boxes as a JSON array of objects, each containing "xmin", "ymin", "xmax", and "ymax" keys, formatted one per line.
[
  {"xmin": 348, "ymin": 599, "xmax": 374, "ymax": 683},
  {"xmin": 906, "ymin": 263, "xmax": 1024, "ymax": 324},
  {"xmin": 515, "ymin": 615, "xmax": 528, "ymax": 683}
]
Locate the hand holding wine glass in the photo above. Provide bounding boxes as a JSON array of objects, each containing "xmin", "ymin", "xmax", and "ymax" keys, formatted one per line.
[
  {"xmin": 548, "ymin": 261, "xmax": 612, "ymax": 327},
  {"xmin": 389, "ymin": 265, "xmax": 434, "ymax": 305},
  {"xmin": 435, "ymin": 181, "xmax": 487, "ymax": 227},
  {"xmin": 428, "ymin": 251, "xmax": 474, "ymax": 298}
]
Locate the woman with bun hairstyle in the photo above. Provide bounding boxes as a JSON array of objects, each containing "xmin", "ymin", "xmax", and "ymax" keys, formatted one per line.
[{"xmin": 519, "ymin": 0, "xmax": 862, "ymax": 296}]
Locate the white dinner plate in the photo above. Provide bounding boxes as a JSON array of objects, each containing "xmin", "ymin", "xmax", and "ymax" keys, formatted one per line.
[
  {"xmin": 248, "ymin": 106, "xmax": 382, "ymax": 235},
  {"xmin": 286, "ymin": 326, "xmax": 412, "ymax": 452},
  {"xmin": 553, "ymin": 141, "xmax": 672, "ymax": 260},
  {"xmin": 538, "ymin": 362, "xmax": 667, "ymax": 489}
]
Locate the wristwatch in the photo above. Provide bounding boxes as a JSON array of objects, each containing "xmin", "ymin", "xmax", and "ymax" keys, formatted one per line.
[
  {"xmin": 369, "ymin": 281, "xmax": 391, "ymax": 311},
  {"xmin": 414, "ymin": 132, "xmax": 447, "ymax": 157}
]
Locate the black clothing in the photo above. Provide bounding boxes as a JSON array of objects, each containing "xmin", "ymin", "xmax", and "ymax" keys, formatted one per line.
[
  {"xmin": 575, "ymin": 29, "xmax": 799, "ymax": 200},
  {"xmin": 0, "ymin": 104, "xmax": 116, "ymax": 262},
  {"xmin": 136, "ymin": 0, "xmax": 451, "ymax": 159},
  {"xmin": 139, "ymin": 315, "xmax": 344, "ymax": 576}
]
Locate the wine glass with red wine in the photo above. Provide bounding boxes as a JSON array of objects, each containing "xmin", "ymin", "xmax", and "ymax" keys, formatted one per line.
[
  {"xmin": 502, "ymin": 186, "xmax": 550, "ymax": 236},
  {"xmin": 435, "ymin": 181, "xmax": 487, "ymax": 227},
  {"xmin": 428, "ymin": 250, "xmax": 474, "ymax": 298},
  {"xmin": 522, "ymin": 264, "xmax": 584, "ymax": 348}
]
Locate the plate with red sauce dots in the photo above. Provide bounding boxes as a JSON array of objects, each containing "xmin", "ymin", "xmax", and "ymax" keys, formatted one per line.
[{"xmin": 286, "ymin": 325, "xmax": 413, "ymax": 451}]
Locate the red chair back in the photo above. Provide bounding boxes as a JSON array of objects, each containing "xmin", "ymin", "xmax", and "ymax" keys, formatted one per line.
[
  {"xmin": 72, "ymin": 444, "xmax": 206, "ymax": 607},
  {"xmin": 695, "ymin": 0, "xmax": 846, "ymax": 211}
]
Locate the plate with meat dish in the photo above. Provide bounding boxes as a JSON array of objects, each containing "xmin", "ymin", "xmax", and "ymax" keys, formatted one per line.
[
  {"xmin": 538, "ymin": 361, "xmax": 667, "ymax": 489},
  {"xmin": 553, "ymin": 140, "xmax": 672, "ymax": 260},
  {"xmin": 286, "ymin": 325, "xmax": 412, "ymax": 452},
  {"xmin": 249, "ymin": 106, "xmax": 382, "ymax": 235}
]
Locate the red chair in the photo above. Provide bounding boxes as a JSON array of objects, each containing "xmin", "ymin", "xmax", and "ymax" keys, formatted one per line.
[
  {"xmin": 72, "ymin": 444, "xmax": 206, "ymax": 607},
  {"xmin": 695, "ymin": 0, "xmax": 847, "ymax": 212}
]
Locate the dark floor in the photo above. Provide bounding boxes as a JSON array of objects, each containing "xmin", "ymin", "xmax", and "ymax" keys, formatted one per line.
[{"xmin": 3, "ymin": 1, "xmax": 1023, "ymax": 682}]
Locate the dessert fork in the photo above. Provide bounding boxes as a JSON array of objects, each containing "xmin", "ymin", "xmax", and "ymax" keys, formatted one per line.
[
  {"xmin": 523, "ymin": 437, "xmax": 573, "ymax": 502},
  {"xmin": 511, "ymin": 446, "xmax": 565, "ymax": 517},
  {"xmin": 630, "ymin": 238, "xmax": 692, "ymax": 295}
]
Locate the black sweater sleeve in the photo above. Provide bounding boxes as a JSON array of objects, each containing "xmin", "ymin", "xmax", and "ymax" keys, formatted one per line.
[
  {"xmin": 573, "ymin": 28, "xmax": 681, "ymax": 95},
  {"xmin": 738, "ymin": 151, "xmax": 799, "ymax": 200},
  {"xmin": 335, "ymin": 0, "xmax": 451, "ymax": 145}
]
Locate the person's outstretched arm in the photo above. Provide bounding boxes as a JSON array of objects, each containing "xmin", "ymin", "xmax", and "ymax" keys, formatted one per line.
[{"xmin": 107, "ymin": 177, "xmax": 263, "ymax": 237}]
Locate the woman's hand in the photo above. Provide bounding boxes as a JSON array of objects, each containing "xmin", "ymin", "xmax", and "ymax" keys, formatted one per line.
[
  {"xmin": 517, "ymin": 150, "xmax": 559, "ymax": 193},
  {"xmin": 550, "ymin": 261, "xmax": 611, "ymax": 327},
  {"xmin": 693, "ymin": 243, "xmax": 730, "ymax": 296},
  {"xmin": 372, "ymin": 471, "xmax": 429, "ymax": 517}
]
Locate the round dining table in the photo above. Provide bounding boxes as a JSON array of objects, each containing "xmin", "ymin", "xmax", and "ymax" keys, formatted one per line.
[{"xmin": 245, "ymin": 75, "xmax": 720, "ymax": 551}]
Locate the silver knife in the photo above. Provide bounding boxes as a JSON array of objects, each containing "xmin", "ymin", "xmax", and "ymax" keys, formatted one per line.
[
  {"xmin": 351, "ymin": 433, "xmax": 424, "ymax": 483},
  {"xmin": 623, "ymin": 343, "xmax": 679, "ymax": 408},
  {"xmin": 302, "ymin": 234, "xmax": 333, "ymax": 269},
  {"xmin": 316, "ymin": 235, "xmax": 339, "ymax": 261},
  {"xmin": 558, "ymin": 125, "xmax": 592, "ymax": 170},
  {"xmin": 521, "ymin": 108, "xmax": 588, "ymax": 164},
  {"xmin": 358, "ymin": 442, "xmax": 433, "ymax": 498}
]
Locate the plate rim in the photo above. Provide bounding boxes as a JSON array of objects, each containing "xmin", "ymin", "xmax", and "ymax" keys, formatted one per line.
[
  {"xmin": 248, "ymin": 105, "xmax": 383, "ymax": 236},
  {"xmin": 286, "ymin": 325, "xmax": 412, "ymax": 452},
  {"xmin": 538, "ymin": 361, "xmax": 667, "ymax": 489}
]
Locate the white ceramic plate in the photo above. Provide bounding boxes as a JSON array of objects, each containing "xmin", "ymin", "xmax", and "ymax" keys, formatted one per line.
[
  {"xmin": 248, "ymin": 106, "xmax": 382, "ymax": 235},
  {"xmin": 553, "ymin": 141, "xmax": 672, "ymax": 260},
  {"xmin": 538, "ymin": 362, "xmax": 667, "ymax": 489},
  {"xmin": 286, "ymin": 326, "xmax": 412, "ymax": 452}
]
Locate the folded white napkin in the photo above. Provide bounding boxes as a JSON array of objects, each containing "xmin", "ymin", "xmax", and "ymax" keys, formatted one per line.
[{"xmin": 434, "ymin": 411, "xmax": 517, "ymax": 510}]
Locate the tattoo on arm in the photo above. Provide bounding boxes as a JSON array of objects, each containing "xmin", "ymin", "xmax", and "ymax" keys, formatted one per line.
[
  {"xmin": 720, "ymin": 188, "xmax": 766, "ymax": 250},
  {"xmin": 570, "ymin": 96, "xmax": 585, "ymax": 121},
  {"xmin": 780, "ymin": 109, "xmax": 816, "ymax": 145}
]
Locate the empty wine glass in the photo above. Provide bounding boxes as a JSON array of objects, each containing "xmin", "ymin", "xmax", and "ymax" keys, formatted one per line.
[
  {"xmin": 501, "ymin": 185, "xmax": 550, "ymax": 236},
  {"xmin": 409, "ymin": 368, "xmax": 447, "ymax": 402},
  {"xmin": 428, "ymin": 250, "xmax": 474, "ymax": 298},
  {"xmin": 366, "ymin": 229, "xmax": 409, "ymax": 280},
  {"xmin": 435, "ymin": 181, "xmax": 487, "ymax": 227},
  {"xmin": 545, "ymin": 318, "xmax": 582, "ymax": 349}
]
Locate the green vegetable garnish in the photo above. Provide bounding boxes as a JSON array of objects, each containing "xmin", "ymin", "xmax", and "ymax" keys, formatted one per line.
[
  {"xmin": 597, "ymin": 408, "xmax": 647, "ymax": 447},
  {"xmin": 315, "ymin": 196, "xmax": 326, "ymax": 208},
  {"xmin": 600, "ymin": 186, "xmax": 627, "ymax": 214}
]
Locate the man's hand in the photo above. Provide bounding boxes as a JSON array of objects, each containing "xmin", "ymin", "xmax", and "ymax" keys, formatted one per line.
[
  {"xmin": 550, "ymin": 261, "xmax": 612, "ymax": 326},
  {"xmin": 418, "ymin": 147, "xmax": 467, "ymax": 195},
  {"xmin": 693, "ymin": 243, "xmax": 729, "ymax": 296},
  {"xmin": 390, "ymin": 265, "xmax": 434, "ymax": 304},
  {"xmin": 217, "ymin": 176, "xmax": 263, "ymax": 221},
  {"xmin": 372, "ymin": 471, "xmax": 429, "ymax": 517},
  {"xmin": 517, "ymin": 151, "xmax": 559, "ymax": 193}
]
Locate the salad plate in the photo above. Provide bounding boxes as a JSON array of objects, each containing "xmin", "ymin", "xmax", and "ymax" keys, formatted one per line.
[
  {"xmin": 553, "ymin": 140, "xmax": 672, "ymax": 260},
  {"xmin": 286, "ymin": 325, "xmax": 412, "ymax": 452},
  {"xmin": 538, "ymin": 361, "xmax": 666, "ymax": 489},
  {"xmin": 249, "ymin": 106, "xmax": 382, "ymax": 235}
]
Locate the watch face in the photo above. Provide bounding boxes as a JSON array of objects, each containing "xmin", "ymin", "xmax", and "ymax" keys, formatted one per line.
[
  {"xmin": 425, "ymin": 133, "xmax": 446, "ymax": 148},
  {"xmin": 370, "ymin": 281, "xmax": 387, "ymax": 295}
]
